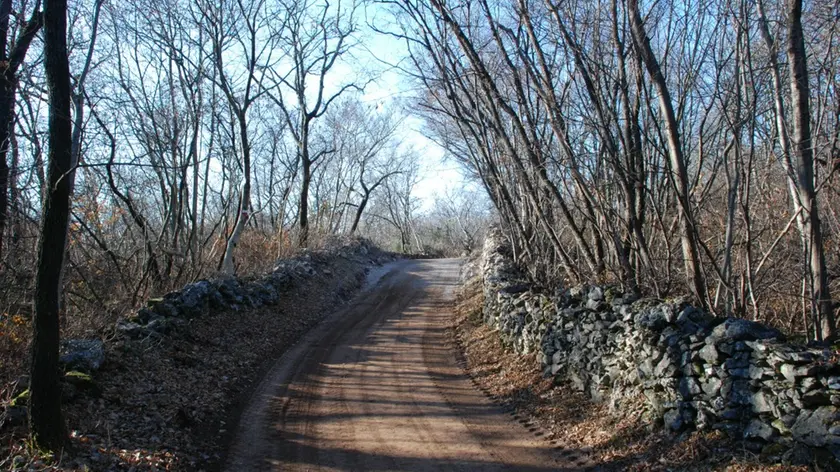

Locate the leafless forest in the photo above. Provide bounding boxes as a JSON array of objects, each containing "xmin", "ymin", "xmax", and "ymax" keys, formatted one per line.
[
  {"xmin": 1, "ymin": 0, "xmax": 492, "ymax": 449},
  {"xmin": 0, "ymin": 0, "xmax": 487, "ymax": 336},
  {"xmin": 2, "ymin": 0, "xmax": 840, "ymax": 454},
  {"xmin": 386, "ymin": 0, "xmax": 840, "ymax": 342}
]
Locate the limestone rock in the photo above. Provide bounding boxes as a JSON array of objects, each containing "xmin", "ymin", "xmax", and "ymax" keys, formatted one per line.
[
  {"xmin": 791, "ymin": 406, "xmax": 840, "ymax": 447},
  {"xmin": 479, "ymin": 226, "xmax": 840, "ymax": 456},
  {"xmin": 216, "ymin": 277, "xmax": 249, "ymax": 307},
  {"xmin": 751, "ymin": 390, "xmax": 775, "ymax": 414},
  {"xmin": 707, "ymin": 318, "xmax": 782, "ymax": 344},
  {"xmin": 177, "ymin": 280, "xmax": 222, "ymax": 316},
  {"xmin": 654, "ymin": 356, "xmax": 677, "ymax": 378},
  {"xmin": 117, "ymin": 321, "xmax": 143, "ymax": 338},
  {"xmin": 663, "ymin": 408, "xmax": 684, "ymax": 431},
  {"xmin": 636, "ymin": 305, "xmax": 673, "ymax": 331},
  {"xmin": 59, "ymin": 339, "xmax": 105, "ymax": 372},
  {"xmin": 64, "ymin": 370, "xmax": 101, "ymax": 397},
  {"xmin": 745, "ymin": 419, "xmax": 777, "ymax": 441},
  {"xmin": 698, "ymin": 344, "xmax": 720, "ymax": 364},
  {"xmin": 499, "ymin": 284, "xmax": 530, "ymax": 295},
  {"xmin": 679, "ymin": 377, "xmax": 702, "ymax": 399},
  {"xmin": 802, "ymin": 390, "xmax": 832, "ymax": 408},
  {"xmin": 702, "ymin": 376, "xmax": 722, "ymax": 397},
  {"xmin": 781, "ymin": 363, "xmax": 818, "ymax": 383}
]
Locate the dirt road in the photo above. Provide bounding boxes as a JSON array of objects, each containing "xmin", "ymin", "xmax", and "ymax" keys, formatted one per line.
[{"xmin": 225, "ymin": 259, "xmax": 564, "ymax": 471}]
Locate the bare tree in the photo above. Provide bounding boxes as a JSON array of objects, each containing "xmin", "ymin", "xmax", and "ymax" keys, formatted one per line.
[
  {"xmin": 432, "ymin": 186, "xmax": 488, "ymax": 254},
  {"xmin": 266, "ymin": 0, "xmax": 362, "ymax": 247},
  {"xmin": 319, "ymin": 96, "xmax": 403, "ymax": 233},
  {"xmin": 627, "ymin": 0, "xmax": 707, "ymax": 307},
  {"xmin": 30, "ymin": 0, "xmax": 71, "ymax": 450},
  {"xmin": 785, "ymin": 0, "xmax": 834, "ymax": 340},
  {"xmin": 0, "ymin": 0, "xmax": 41, "ymax": 260},
  {"xmin": 375, "ymin": 156, "xmax": 420, "ymax": 253},
  {"xmin": 380, "ymin": 0, "xmax": 840, "ymax": 339},
  {"xmin": 199, "ymin": 0, "xmax": 278, "ymax": 274}
]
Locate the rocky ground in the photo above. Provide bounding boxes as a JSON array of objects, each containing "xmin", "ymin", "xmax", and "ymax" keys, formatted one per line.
[
  {"xmin": 452, "ymin": 270, "xmax": 818, "ymax": 471},
  {"xmin": 0, "ymin": 240, "xmax": 393, "ymax": 471}
]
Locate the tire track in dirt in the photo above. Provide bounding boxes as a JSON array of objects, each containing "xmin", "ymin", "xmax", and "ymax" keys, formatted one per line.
[{"xmin": 226, "ymin": 259, "xmax": 577, "ymax": 471}]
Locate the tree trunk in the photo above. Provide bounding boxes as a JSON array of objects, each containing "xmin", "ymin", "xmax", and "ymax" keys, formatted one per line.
[
  {"xmin": 220, "ymin": 113, "xmax": 252, "ymax": 275},
  {"xmin": 350, "ymin": 192, "xmax": 369, "ymax": 234},
  {"xmin": 0, "ymin": 0, "xmax": 41, "ymax": 260},
  {"xmin": 30, "ymin": 0, "xmax": 70, "ymax": 450},
  {"xmin": 786, "ymin": 0, "xmax": 835, "ymax": 340},
  {"xmin": 298, "ymin": 132, "xmax": 311, "ymax": 247},
  {"xmin": 756, "ymin": 0, "xmax": 808, "ymax": 249},
  {"xmin": 0, "ymin": 75, "xmax": 13, "ymax": 261},
  {"xmin": 0, "ymin": 0, "xmax": 13, "ymax": 262},
  {"xmin": 627, "ymin": 0, "xmax": 707, "ymax": 307}
]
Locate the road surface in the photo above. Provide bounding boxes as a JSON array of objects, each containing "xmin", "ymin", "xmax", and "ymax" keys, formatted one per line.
[{"xmin": 225, "ymin": 259, "xmax": 567, "ymax": 471}]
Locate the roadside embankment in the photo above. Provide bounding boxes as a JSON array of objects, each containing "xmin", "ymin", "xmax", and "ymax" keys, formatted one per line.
[
  {"xmin": 467, "ymin": 227, "xmax": 840, "ymax": 469},
  {"xmin": 1, "ymin": 238, "xmax": 394, "ymax": 471}
]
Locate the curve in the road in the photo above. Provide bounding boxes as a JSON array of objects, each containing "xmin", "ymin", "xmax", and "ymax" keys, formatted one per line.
[{"xmin": 225, "ymin": 258, "xmax": 575, "ymax": 471}]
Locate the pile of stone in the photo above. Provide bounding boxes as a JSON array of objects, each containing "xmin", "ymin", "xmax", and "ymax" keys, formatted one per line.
[
  {"xmin": 480, "ymin": 227, "xmax": 840, "ymax": 459},
  {"xmin": 51, "ymin": 238, "xmax": 393, "ymax": 381},
  {"xmin": 0, "ymin": 238, "xmax": 393, "ymax": 433},
  {"xmin": 115, "ymin": 238, "xmax": 391, "ymax": 340}
]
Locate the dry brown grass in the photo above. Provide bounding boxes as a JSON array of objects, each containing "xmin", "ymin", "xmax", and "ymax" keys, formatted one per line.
[{"xmin": 0, "ymin": 227, "xmax": 359, "ymax": 399}]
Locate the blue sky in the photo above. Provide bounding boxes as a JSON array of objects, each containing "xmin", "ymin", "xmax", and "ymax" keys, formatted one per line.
[{"xmin": 354, "ymin": 6, "xmax": 466, "ymax": 211}]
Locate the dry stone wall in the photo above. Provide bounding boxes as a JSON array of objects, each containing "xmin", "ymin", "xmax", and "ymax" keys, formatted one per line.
[
  {"xmin": 115, "ymin": 239, "xmax": 393, "ymax": 340},
  {"xmin": 481, "ymin": 228, "xmax": 840, "ymax": 458}
]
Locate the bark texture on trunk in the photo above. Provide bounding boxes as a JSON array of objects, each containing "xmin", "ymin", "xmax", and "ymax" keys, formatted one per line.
[
  {"xmin": 0, "ymin": 0, "xmax": 41, "ymax": 259},
  {"xmin": 220, "ymin": 114, "xmax": 252, "ymax": 275},
  {"xmin": 30, "ymin": 0, "xmax": 70, "ymax": 450},
  {"xmin": 627, "ymin": 0, "xmax": 707, "ymax": 307},
  {"xmin": 298, "ymin": 150, "xmax": 311, "ymax": 247},
  {"xmin": 786, "ymin": 0, "xmax": 835, "ymax": 340}
]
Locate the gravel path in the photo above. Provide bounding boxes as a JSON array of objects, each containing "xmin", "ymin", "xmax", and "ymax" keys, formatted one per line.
[{"xmin": 225, "ymin": 258, "xmax": 564, "ymax": 471}]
